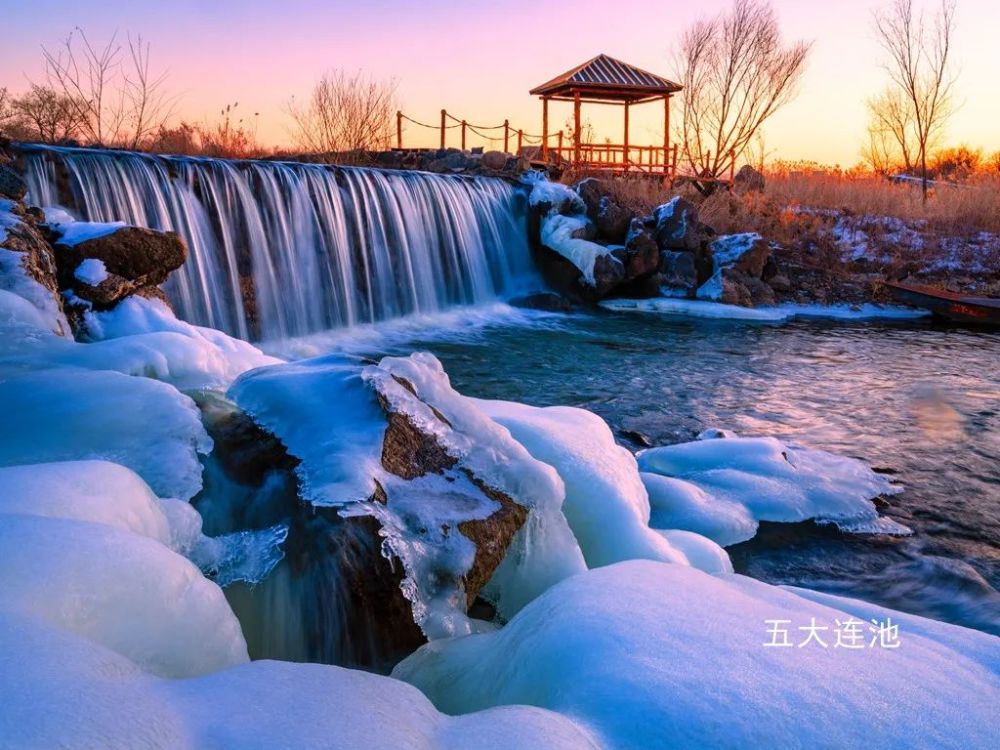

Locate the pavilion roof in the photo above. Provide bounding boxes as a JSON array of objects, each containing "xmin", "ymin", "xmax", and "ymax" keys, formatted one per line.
[{"xmin": 530, "ymin": 54, "xmax": 682, "ymax": 103}]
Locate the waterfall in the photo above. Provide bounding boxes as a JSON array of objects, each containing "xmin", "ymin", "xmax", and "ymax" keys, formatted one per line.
[{"xmin": 22, "ymin": 146, "xmax": 535, "ymax": 340}]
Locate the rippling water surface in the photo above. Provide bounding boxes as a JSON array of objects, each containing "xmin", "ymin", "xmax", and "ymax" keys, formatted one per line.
[{"xmin": 368, "ymin": 309, "xmax": 1000, "ymax": 634}]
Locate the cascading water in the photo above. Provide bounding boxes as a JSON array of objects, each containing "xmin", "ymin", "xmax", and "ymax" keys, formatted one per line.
[{"xmin": 22, "ymin": 145, "xmax": 535, "ymax": 340}]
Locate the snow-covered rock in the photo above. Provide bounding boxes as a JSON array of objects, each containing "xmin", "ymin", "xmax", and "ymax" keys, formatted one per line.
[
  {"xmin": 638, "ymin": 432, "xmax": 909, "ymax": 546},
  {"xmin": 0, "ymin": 514, "xmax": 248, "ymax": 677},
  {"xmin": 395, "ymin": 560, "xmax": 1000, "ymax": 750},
  {"xmin": 0, "ymin": 612, "xmax": 599, "ymax": 750}
]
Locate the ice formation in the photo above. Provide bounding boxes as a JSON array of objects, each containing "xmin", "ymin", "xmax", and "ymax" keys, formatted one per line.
[
  {"xmin": 50, "ymin": 219, "xmax": 127, "ymax": 246},
  {"xmin": 602, "ymin": 297, "xmax": 928, "ymax": 322},
  {"xmin": 525, "ymin": 173, "xmax": 613, "ymax": 285},
  {"xmin": 0, "ymin": 612, "xmax": 599, "ymax": 750},
  {"xmin": 639, "ymin": 432, "xmax": 909, "ymax": 546},
  {"xmin": 73, "ymin": 257, "xmax": 108, "ymax": 285},
  {"xmin": 474, "ymin": 398, "xmax": 704, "ymax": 569},
  {"xmin": 395, "ymin": 560, "xmax": 1000, "ymax": 750}
]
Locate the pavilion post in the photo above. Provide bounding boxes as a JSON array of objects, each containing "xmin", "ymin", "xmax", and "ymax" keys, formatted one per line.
[
  {"xmin": 623, "ymin": 101, "xmax": 630, "ymax": 172},
  {"xmin": 573, "ymin": 90, "xmax": 581, "ymax": 166},
  {"xmin": 663, "ymin": 95, "xmax": 671, "ymax": 178},
  {"xmin": 541, "ymin": 97, "xmax": 549, "ymax": 161},
  {"xmin": 440, "ymin": 109, "xmax": 446, "ymax": 149}
]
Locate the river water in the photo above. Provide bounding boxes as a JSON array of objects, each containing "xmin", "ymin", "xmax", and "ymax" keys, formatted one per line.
[{"xmin": 345, "ymin": 308, "xmax": 1000, "ymax": 635}]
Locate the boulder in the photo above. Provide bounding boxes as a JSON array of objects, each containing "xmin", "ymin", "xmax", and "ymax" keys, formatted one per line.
[
  {"xmin": 708, "ymin": 233, "xmax": 771, "ymax": 279},
  {"xmin": 0, "ymin": 163, "xmax": 27, "ymax": 200},
  {"xmin": 652, "ymin": 197, "xmax": 712, "ymax": 252},
  {"xmin": 613, "ymin": 219, "xmax": 661, "ymax": 284},
  {"xmin": 480, "ymin": 151, "xmax": 508, "ymax": 170},
  {"xmin": 509, "ymin": 291, "xmax": 575, "ymax": 312},
  {"xmin": 426, "ymin": 151, "xmax": 467, "ymax": 173},
  {"xmin": 55, "ymin": 226, "xmax": 187, "ymax": 309},
  {"xmin": 734, "ymin": 164, "xmax": 765, "ymax": 194},
  {"xmin": 591, "ymin": 253, "xmax": 627, "ymax": 298},
  {"xmin": 660, "ymin": 250, "xmax": 698, "ymax": 290},
  {"xmin": 0, "ymin": 202, "xmax": 67, "ymax": 335},
  {"xmin": 574, "ymin": 178, "xmax": 632, "ymax": 242}
]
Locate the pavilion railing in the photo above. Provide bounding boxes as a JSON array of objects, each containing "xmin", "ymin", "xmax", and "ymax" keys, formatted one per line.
[{"xmin": 394, "ymin": 109, "xmax": 733, "ymax": 183}]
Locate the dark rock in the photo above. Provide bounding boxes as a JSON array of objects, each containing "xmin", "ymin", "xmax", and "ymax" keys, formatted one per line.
[
  {"xmin": 708, "ymin": 233, "xmax": 771, "ymax": 279},
  {"xmin": 767, "ymin": 274, "xmax": 792, "ymax": 293},
  {"xmin": 614, "ymin": 219, "xmax": 661, "ymax": 284},
  {"xmin": 481, "ymin": 150, "xmax": 507, "ymax": 170},
  {"xmin": 0, "ymin": 163, "xmax": 27, "ymax": 200},
  {"xmin": 620, "ymin": 429, "xmax": 653, "ymax": 448},
  {"xmin": 56, "ymin": 226, "xmax": 186, "ymax": 285},
  {"xmin": 426, "ymin": 151, "xmax": 467, "ymax": 173},
  {"xmin": 734, "ymin": 164, "xmax": 765, "ymax": 194},
  {"xmin": 653, "ymin": 197, "xmax": 712, "ymax": 252},
  {"xmin": 720, "ymin": 272, "xmax": 753, "ymax": 307},
  {"xmin": 574, "ymin": 178, "xmax": 632, "ymax": 242},
  {"xmin": 595, "ymin": 196, "xmax": 632, "ymax": 243},
  {"xmin": 55, "ymin": 226, "xmax": 187, "ymax": 309},
  {"xmin": 509, "ymin": 291, "xmax": 575, "ymax": 312},
  {"xmin": 591, "ymin": 252, "xmax": 627, "ymax": 298},
  {"xmin": 660, "ymin": 250, "xmax": 698, "ymax": 290},
  {"xmin": 744, "ymin": 274, "xmax": 777, "ymax": 306},
  {"xmin": 571, "ymin": 219, "xmax": 598, "ymax": 242}
]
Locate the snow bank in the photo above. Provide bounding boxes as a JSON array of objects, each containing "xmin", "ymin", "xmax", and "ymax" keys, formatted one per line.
[
  {"xmin": 0, "ymin": 460, "xmax": 173, "ymax": 543},
  {"xmin": 0, "ymin": 514, "xmax": 248, "ymax": 677},
  {"xmin": 602, "ymin": 297, "xmax": 929, "ymax": 323},
  {"xmin": 74, "ymin": 257, "xmax": 108, "ymax": 285},
  {"xmin": 395, "ymin": 560, "xmax": 1000, "ymax": 750},
  {"xmin": 51, "ymin": 219, "xmax": 127, "ymax": 246},
  {"xmin": 638, "ymin": 432, "xmax": 908, "ymax": 546},
  {"xmin": 474, "ymin": 398, "xmax": 710, "ymax": 570},
  {"xmin": 601, "ymin": 297, "xmax": 788, "ymax": 321},
  {"xmin": 0, "ymin": 202, "xmax": 69, "ymax": 334},
  {"xmin": 0, "ymin": 612, "xmax": 598, "ymax": 750},
  {"xmin": 0, "ymin": 369, "xmax": 211, "ymax": 500}
]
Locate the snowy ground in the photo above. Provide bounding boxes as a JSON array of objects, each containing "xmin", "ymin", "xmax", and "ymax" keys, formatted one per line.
[{"xmin": 1, "ymin": 203, "xmax": 998, "ymax": 748}]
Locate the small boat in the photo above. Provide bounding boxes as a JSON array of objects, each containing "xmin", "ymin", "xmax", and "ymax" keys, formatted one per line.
[{"xmin": 885, "ymin": 281, "xmax": 1000, "ymax": 326}]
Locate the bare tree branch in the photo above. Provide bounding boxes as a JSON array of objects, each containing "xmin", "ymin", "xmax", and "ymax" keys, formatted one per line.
[
  {"xmin": 286, "ymin": 70, "xmax": 398, "ymax": 164},
  {"xmin": 871, "ymin": 0, "xmax": 957, "ymax": 200},
  {"xmin": 675, "ymin": 0, "xmax": 811, "ymax": 185}
]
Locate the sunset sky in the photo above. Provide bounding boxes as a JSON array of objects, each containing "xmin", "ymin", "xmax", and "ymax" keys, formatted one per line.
[{"xmin": 2, "ymin": 0, "xmax": 998, "ymax": 166}]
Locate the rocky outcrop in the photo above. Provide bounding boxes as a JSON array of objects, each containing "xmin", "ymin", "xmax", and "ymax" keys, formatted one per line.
[
  {"xmin": 197, "ymin": 368, "xmax": 531, "ymax": 671},
  {"xmin": 733, "ymin": 164, "xmax": 765, "ymax": 194},
  {"xmin": 0, "ymin": 163, "xmax": 27, "ymax": 201},
  {"xmin": 576, "ymin": 178, "xmax": 631, "ymax": 243},
  {"xmin": 54, "ymin": 226, "xmax": 187, "ymax": 310},
  {"xmin": 0, "ymin": 198, "xmax": 68, "ymax": 336}
]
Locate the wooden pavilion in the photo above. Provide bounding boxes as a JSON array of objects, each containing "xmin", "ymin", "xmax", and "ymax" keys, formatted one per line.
[{"xmin": 529, "ymin": 54, "xmax": 682, "ymax": 177}]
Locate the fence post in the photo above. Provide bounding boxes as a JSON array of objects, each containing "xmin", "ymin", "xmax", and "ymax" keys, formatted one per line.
[
  {"xmin": 461, "ymin": 120, "xmax": 467, "ymax": 151},
  {"xmin": 440, "ymin": 109, "xmax": 446, "ymax": 150},
  {"xmin": 396, "ymin": 111, "xmax": 402, "ymax": 150},
  {"xmin": 518, "ymin": 130, "xmax": 523, "ymax": 153},
  {"xmin": 729, "ymin": 150, "xmax": 736, "ymax": 185},
  {"xmin": 557, "ymin": 131, "xmax": 563, "ymax": 160},
  {"xmin": 504, "ymin": 120, "xmax": 510, "ymax": 154}
]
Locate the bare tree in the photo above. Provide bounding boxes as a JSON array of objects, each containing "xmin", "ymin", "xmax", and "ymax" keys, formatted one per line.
[
  {"xmin": 676, "ymin": 0, "xmax": 811, "ymax": 187},
  {"xmin": 8, "ymin": 85, "xmax": 87, "ymax": 143},
  {"xmin": 42, "ymin": 28, "xmax": 174, "ymax": 148},
  {"xmin": 873, "ymin": 0, "xmax": 957, "ymax": 200},
  {"xmin": 0, "ymin": 88, "xmax": 14, "ymax": 134},
  {"xmin": 286, "ymin": 70, "xmax": 397, "ymax": 163},
  {"xmin": 864, "ymin": 87, "xmax": 916, "ymax": 173}
]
